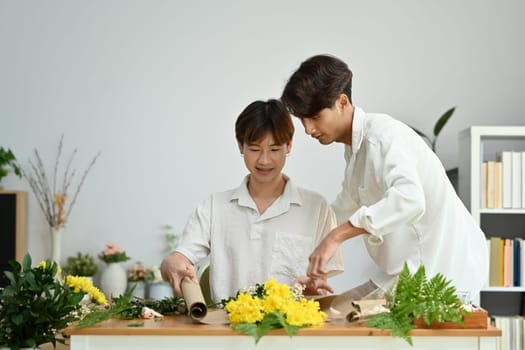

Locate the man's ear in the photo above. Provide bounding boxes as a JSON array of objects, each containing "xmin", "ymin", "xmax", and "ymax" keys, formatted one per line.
[
  {"xmin": 237, "ymin": 141, "xmax": 244, "ymax": 155},
  {"xmin": 286, "ymin": 140, "xmax": 293, "ymax": 154},
  {"xmin": 338, "ymin": 93, "xmax": 349, "ymax": 110}
]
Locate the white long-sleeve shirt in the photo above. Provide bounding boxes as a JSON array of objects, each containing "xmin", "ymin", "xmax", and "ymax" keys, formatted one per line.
[
  {"xmin": 332, "ymin": 106, "xmax": 488, "ymax": 297},
  {"xmin": 176, "ymin": 175, "xmax": 344, "ymax": 302}
]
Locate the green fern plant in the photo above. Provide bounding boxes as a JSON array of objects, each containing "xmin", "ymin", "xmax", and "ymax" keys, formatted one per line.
[{"xmin": 367, "ymin": 263, "xmax": 468, "ymax": 345}]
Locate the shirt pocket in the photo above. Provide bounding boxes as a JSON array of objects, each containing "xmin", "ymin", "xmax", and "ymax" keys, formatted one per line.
[
  {"xmin": 358, "ymin": 186, "xmax": 372, "ymax": 206},
  {"xmin": 271, "ymin": 232, "xmax": 313, "ymax": 283}
]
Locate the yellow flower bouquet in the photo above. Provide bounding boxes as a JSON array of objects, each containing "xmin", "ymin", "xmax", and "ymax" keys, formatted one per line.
[{"xmin": 223, "ymin": 278, "xmax": 326, "ymax": 343}]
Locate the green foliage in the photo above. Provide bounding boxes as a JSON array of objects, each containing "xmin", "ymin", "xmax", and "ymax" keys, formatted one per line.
[
  {"xmin": 99, "ymin": 251, "xmax": 130, "ymax": 263},
  {"xmin": 410, "ymin": 107, "xmax": 456, "ymax": 152},
  {"xmin": 64, "ymin": 252, "xmax": 98, "ymax": 276},
  {"xmin": 0, "ymin": 146, "xmax": 22, "ymax": 183},
  {"xmin": 0, "ymin": 254, "xmax": 84, "ymax": 350},
  {"xmin": 232, "ymin": 311, "xmax": 300, "ymax": 344},
  {"xmin": 76, "ymin": 288, "xmax": 186, "ymax": 329},
  {"xmin": 367, "ymin": 263, "xmax": 469, "ymax": 345}
]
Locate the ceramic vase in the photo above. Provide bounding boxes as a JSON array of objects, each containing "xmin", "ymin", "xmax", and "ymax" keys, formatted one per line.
[
  {"xmin": 147, "ymin": 282, "xmax": 174, "ymax": 300},
  {"xmin": 50, "ymin": 226, "xmax": 62, "ymax": 265},
  {"xmin": 81, "ymin": 276, "xmax": 94, "ymax": 303},
  {"xmin": 128, "ymin": 280, "xmax": 146, "ymax": 299},
  {"xmin": 100, "ymin": 262, "xmax": 127, "ymax": 299}
]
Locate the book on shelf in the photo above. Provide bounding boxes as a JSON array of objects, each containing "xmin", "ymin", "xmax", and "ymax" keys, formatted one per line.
[
  {"xmin": 492, "ymin": 316, "xmax": 524, "ymax": 350},
  {"xmin": 514, "ymin": 238, "xmax": 521, "ymax": 286},
  {"xmin": 481, "ymin": 162, "xmax": 488, "ymax": 209},
  {"xmin": 511, "ymin": 151, "xmax": 522, "ymax": 208},
  {"xmin": 487, "ymin": 236, "xmax": 525, "ymax": 287},
  {"xmin": 522, "ymin": 151, "xmax": 525, "ymax": 209},
  {"xmin": 499, "ymin": 151, "xmax": 512, "ymax": 208},
  {"xmin": 486, "ymin": 161, "xmax": 502, "ymax": 209}
]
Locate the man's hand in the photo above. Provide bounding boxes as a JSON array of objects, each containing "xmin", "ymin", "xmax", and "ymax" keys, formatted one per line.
[
  {"xmin": 307, "ymin": 221, "xmax": 367, "ymax": 279},
  {"xmin": 160, "ymin": 252, "xmax": 198, "ymax": 297},
  {"xmin": 294, "ymin": 276, "xmax": 334, "ymax": 296}
]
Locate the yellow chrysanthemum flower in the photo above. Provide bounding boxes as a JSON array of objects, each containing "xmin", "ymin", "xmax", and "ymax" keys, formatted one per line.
[
  {"xmin": 37, "ymin": 260, "xmax": 62, "ymax": 277},
  {"xmin": 63, "ymin": 275, "xmax": 108, "ymax": 306},
  {"xmin": 225, "ymin": 293, "xmax": 264, "ymax": 324},
  {"xmin": 226, "ymin": 277, "xmax": 327, "ymax": 342}
]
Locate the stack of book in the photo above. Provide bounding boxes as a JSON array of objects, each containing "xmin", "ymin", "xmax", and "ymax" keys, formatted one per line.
[
  {"xmin": 492, "ymin": 316, "xmax": 523, "ymax": 350},
  {"xmin": 488, "ymin": 237, "xmax": 524, "ymax": 287},
  {"xmin": 481, "ymin": 151, "xmax": 525, "ymax": 209}
]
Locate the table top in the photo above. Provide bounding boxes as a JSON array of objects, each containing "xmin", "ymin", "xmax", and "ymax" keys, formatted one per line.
[{"xmin": 64, "ymin": 315, "xmax": 501, "ymax": 337}]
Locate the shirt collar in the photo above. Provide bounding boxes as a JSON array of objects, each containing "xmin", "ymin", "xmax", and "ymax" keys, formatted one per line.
[
  {"xmin": 231, "ymin": 174, "xmax": 303, "ymax": 213},
  {"xmin": 345, "ymin": 105, "xmax": 366, "ymax": 159}
]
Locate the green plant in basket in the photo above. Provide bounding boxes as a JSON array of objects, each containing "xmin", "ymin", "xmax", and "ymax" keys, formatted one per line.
[
  {"xmin": 367, "ymin": 262, "xmax": 469, "ymax": 345},
  {"xmin": 64, "ymin": 252, "xmax": 98, "ymax": 277},
  {"xmin": 0, "ymin": 254, "xmax": 107, "ymax": 350}
]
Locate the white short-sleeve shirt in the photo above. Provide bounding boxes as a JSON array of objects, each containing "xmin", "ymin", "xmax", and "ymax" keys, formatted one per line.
[{"xmin": 176, "ymin": 175, "xmax": 344, "ymax": 302}]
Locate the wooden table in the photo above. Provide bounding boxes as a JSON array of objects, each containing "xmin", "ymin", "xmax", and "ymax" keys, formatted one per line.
[{"xmin": 64, "ymin": 315, "xmax": 501, "ymax": 350}]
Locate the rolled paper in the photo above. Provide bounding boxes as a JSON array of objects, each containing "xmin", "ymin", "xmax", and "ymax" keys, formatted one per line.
[
  {"xmin": 181, "ymin": 277, "xmax": 207, "ymax": 320},
  {"xmin": 180, "ymin": 277, "xmax": 229, "ymax": 324}
]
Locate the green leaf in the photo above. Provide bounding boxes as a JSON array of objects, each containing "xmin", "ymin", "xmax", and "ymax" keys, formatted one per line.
[
  {"xmin": 232, "ymin": 323, "xmax": 260, "ymax": 342},
  {"xmin": 433, "ymin": 107, "xmax": 455, "ymax": 137}
]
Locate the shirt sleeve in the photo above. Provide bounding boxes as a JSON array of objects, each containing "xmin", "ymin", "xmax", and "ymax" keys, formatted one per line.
[
  {"xmin": 316, "ymin": 199, "xmax": 345, "ymax": 276},
  {"xmin": 349, "ymin": 125, "xmax": 426, "ymax": 241},
  {"xmin": 174, "ymin": 197, "xmax": 212, "ymax": 265}
]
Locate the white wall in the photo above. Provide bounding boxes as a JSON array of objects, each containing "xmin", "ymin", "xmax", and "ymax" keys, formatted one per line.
[{"xmin": 1, "ymin": 0, "xmax": 524, "ymax": 293}]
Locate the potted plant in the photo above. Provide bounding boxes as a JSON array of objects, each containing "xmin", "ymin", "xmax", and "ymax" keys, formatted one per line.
[
  {"xmin": 0, "ymin": 146, "xmax": 22, "ymax": 189},
  {"xmin": 0, "ymin": 254, "xmax": 107, "ymax": 350},
  {"xmin": 127, "ymin": 261, "xmax": 147, "ymax": 298},
  {"xmin": 98, "ymin": 242, "xmax": 130, "ymax": 299},
  {"xmin": 64, "ymin": 252, "xmax": 98, "ymax": 277},
  {"xmin": 409, "ymin": 107, "xmax": 458, "ymax": 191}
]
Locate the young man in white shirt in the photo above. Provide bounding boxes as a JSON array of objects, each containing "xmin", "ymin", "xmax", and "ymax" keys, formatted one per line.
[
  {"xmin": 280, "ymin": 54, "xmax": 488, "ymax": 298},
  {"xmin": 160, "ymin": 99, "xmax": 343, "ymax": 303}
]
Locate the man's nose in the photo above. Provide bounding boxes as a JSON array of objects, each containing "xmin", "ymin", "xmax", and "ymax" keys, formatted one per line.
[{"xmin": 302, "ymin": 119, "xmax": 315, "ymax": 135}]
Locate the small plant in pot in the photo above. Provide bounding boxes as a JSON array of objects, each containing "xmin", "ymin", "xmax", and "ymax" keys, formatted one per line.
[
  {"xmin": 64, "ymin": 252, "xmax": 98, "ymax": 277},
  {"xmin": 0, "ymin": 146, "xmax": 22, "ymax": 189}
]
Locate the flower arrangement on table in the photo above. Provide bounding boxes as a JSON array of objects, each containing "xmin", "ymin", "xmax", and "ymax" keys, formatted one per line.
[
  {"xmin": 127, "ymin": 261, "xmax": 147, "ymax": 282},
  {"xmin": 144, "ymin": 265, "xmax": 164, "ymax": 284},
  {"xmin": 0, "ymin": 254, "xmax": 107, "ymax": 350},
  {"xmin": 18, "ymin": 134, "xmax": 100, "ymax": 231},
  {"xmin": 223, "ymin": 278, "xmax": 327, "ymax": 344},
  {"xmin": 98, "ymin": 242, "xmax": 131, "ymax": 264}
]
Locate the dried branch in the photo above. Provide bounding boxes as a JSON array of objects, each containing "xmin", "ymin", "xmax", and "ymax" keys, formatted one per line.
[{"xmin": 19, "ymin": 136, "xmax": 101, "ymax": 230}]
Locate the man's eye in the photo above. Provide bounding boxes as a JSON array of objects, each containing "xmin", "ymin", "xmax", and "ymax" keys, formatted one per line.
[
  {"xmin": 248, "ymin": 148, "xmax": 260, "ymax": 152},
  {"xmin": 271, "ymin": 148, "xmax": 282, "ymax": 152}
]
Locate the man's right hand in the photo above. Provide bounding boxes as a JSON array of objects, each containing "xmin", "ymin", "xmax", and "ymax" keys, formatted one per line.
[{"xmin": 160, "ymin": 252, "xmax": 198, "ymax": 297}]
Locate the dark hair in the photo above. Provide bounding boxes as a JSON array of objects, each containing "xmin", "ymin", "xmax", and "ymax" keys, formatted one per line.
[
  {"xmin": 281, "ymin": 54, "xmax": 353, "ymax": 118},
  {"xmin": 235, "ymin": 99, "xmax": 294, "ymax": 145}
]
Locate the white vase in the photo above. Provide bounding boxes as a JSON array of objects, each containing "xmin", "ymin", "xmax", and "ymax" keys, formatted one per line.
[
  {"xmin": 147, "ymin": 282, "xmax": 174, "ymax": 300},
  {"xmin": 81, "ymin": 276, "xmax": 94, "ymax": 304},
  {"xmin": 100, "ymin": 262, "xmax": 127, "ymax": 299},
  {"xmin": 128, "ymin": 280, "xmax": 146, "ymax": 299},
  {"xmin": 50, "ymin": 226, "xmax": 62, "ymax": 265}
]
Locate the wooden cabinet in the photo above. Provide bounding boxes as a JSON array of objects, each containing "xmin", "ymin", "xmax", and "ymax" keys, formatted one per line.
[
  {"xmin": 0, "ymin": 190, "xmax": 27, "ymax": 287},
  {"xmin": 458, "ymin": 126, "xmax": 525, "ymax": 315}
]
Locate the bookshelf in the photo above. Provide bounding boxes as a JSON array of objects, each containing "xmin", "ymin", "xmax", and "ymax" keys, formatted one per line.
[
  {"xmin": 0, "ymin": 190, "xmax": 27, "ymax": 288},
  {"xmin": 458, "ymin": 126, "xmax": 525, "ymax": 316}
]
